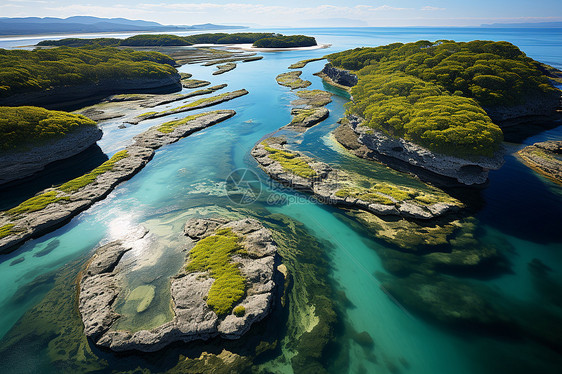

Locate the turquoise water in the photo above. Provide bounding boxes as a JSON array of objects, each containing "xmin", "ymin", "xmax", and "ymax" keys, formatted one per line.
[{"xmin": 0, "ymin": 27, "xmax": 561, "ymax": 373}]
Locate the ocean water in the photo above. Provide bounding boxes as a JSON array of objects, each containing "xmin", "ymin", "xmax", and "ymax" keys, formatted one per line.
[{"xmin": 0, "ymin": 27, "xmax": 561, "ymax": 373}]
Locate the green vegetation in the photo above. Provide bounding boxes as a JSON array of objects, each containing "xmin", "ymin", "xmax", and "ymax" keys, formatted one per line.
[
  {"xmin": 58, "ymin": 150, "xmax": 129, "ymax": 192},
  {"xmin": 37, "ymin": 33, "xmax": 318, "ymax": 53},
  {"xmin": 37, "ymin": 33, "xmax": 289, "ymax": 48},
  {"xmin": 335, "ymin": 181, "xmax": 459, "ymax": 206},
  {"xmin": 233, "ymin": 305, "xmax": 246, "ymax": 317},
  {"xmin": 253, "ymin": 35, "xmax": 317, "ymax": 48},
  {"xmin": 327, "ymin": 40, "xmax": 560, "ymax": 158},
  {"xmin": 185, "ymin": 228, "xmax": 247, "ymax": 316},
  {"xmin": 335, "ymin": 186, "xmax": 394, "ymax": 205},
  {"xmin": 290, "ymin": 109, "xmax": 318, "ymax": 125},
  {"xmin": 170, "ymin": 91, "xmax": 236, "ymax": 111},
  {"xmin": 137, "ymin": 111, "xmax": 158, "ymax": 118},
  {"xmin": 120, "ymin": 34, "xmax": 191, "ymax": 46},
  {"xmin": 0, "ymin": 47, "xmax": 177, "ymax": 98},
  {"xmin": 0, "ymin": 224, "xmax": 15, "ymax": 239},
  {"xmin": 289, "ymin": 58, "xmax": 325, "ymax": 69},
  {"xmin": 135, "ymin": 90, "xmax": 246, "ymax": 122},
  {"xmin": 185, "ymin": 32, "xmax": 278, "ymax": 45},
  {"xmin": 0, "ymin": 106, "xmax": 96, "ymax": 151},
  {"xmin": 157, "ymin": 112, "xmax": 212, "ymax": 133},
  {"xmin": 276, "ymin": 71, "xmax": 312, "ymax": 89},
  {"xmin": 7, "ymin": 191, "xmax": 69, "ymax": 216},
  {"xmin": 37, "ymin": 38, "xmax": 120, "ymax": 47},
  {"xmin": 263, "ymin": 142, "xmax": 317, "ymax": 178}
]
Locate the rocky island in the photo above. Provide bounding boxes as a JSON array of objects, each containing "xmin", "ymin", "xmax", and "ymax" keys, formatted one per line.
[
  {"xmin": 518, "ymin": 140, "xmax": 562, "ymax": 184},
  {"xmin": 276, "ymin": 71, "xmax": 311, "ymax": 89},
  {"xmin": 252, "ymin": 138, "xmax": 462, "ymax": 219},
  {"xmin": 321, "ymin": 40, "xmax": 562, "ymax": 185},
  {"xmin": 0, "ymin": 47, "xmax": 181, "ymax": 108},
  {"xmin": 79, "ymin": 217, "xmax": 279, "ymax": 352}
]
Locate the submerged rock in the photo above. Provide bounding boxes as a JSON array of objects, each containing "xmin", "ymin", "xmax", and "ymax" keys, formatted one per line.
[
  {"xmin": 78, "ymin": 218, "xmax": 280, "ymax": 352},
  {"xmin": 380, "ymin": 273, "xmax": 514, "ymax": 329}
]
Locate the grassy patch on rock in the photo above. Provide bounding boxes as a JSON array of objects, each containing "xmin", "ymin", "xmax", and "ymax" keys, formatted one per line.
[
  {"xmin": 335, "ymin": 182, "xmax": 415, "ymax": 205},
  {"xmin": 0, "ymin": 223, "xmax": 15, "ymax": 238},
  {"xmin": 289, "ymin": 58, "xmax": 325, "ymax": 69},
  {"xmin": 233, "ymin": 305, "xmax": 245, "ymax": 317},
  {"xmin": 294, "ymin": 89, "xmax": 332, "ymax": 107},
  {"xmin": 157, "ymin": 112, "xmax": 211, "ymax": 133},
  {"xmin": 4, "ymin": 150, "xmax": 129, "ymax": 217},
  {"xmin": 262, "ymin": 142, "xmax": 317, "ymax": 178},
  {"xmin": 185, "ymin": 228, "xmax": 247, "ymax": 316},
  {"xmin": 58, "ymin": 150, "xmax": 128, "ymax": 192},
  {"xmin": 276, "ymin": 71, "xmax": 312, "ymax": 89},
  {"xmin": 7, "ymin": 191, "xmax": 69, "ymax": 216}
]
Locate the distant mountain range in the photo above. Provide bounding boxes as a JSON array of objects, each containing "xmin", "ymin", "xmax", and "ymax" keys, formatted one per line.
[
  {"xmin": 0, "ymin": 17, "xmax": 245, "ymax": 36},
  {"xmin": 481, "ymin": 21, "xmax": 562, "ymax": 28}
]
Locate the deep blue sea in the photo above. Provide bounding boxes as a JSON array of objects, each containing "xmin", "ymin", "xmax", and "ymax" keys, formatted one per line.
[{"xmin": 0, "ymin": 27, "xmax": 561, "ymax": 374}]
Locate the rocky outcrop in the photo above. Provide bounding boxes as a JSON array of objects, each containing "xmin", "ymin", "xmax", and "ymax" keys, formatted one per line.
[
  {"xmin": 79, "ymin": 218, "xmax": 279, "ymax": 352},
  {"xmin": 181, "ymin": 78, "xmax": 211, "ymax": 89},
  {"xmin": 0, "ymin": 125, "xmax": 102, "ymax": 186},
  {"xmin": 282, "ymin": 89, "xmax": 331, "ymax": 132},
  {"xmin": 251, "ymin": 138, "xmax": 462, "ymax": 220},
  {"xmin": 284, "ymin": 107, "xmax": 329, "ymax": 131},
  {"xmin": 127, "ymin": 89, "xmax": 248, "ymax": 125},
  {"xmin": 518, "ymin": 140, "xmax": 562, "ymax": 184},
  {"xmin": 213, "ymin": 63, "xmax": 237, "ymax": 75},
  {"xmin": 105, "ymin": 84, "xmax": 227, "ymax": 108},
  {"xmin": 318, "ymin": 63, "xmax": 357, "ymax": 88},
  {"xmin": 0, "ymin": 110, "xmax": 236, "ymax": 254},
  {"xmin": 276, "ymin": 71, "xmax": 311, "ymax": 89},
  {"xmin": 0, "ymin": 74, "xmax": 182, "ymax": 109},
  {"xmin": 335, "ymin": 116, "xmax": 504, "ymax": 186},
  {"xmin": 484, "ymin": 95, "xmax": 561, "ymax": 122}
]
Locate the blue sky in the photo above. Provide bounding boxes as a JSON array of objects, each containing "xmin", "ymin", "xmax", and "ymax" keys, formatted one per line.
[{"xmin": 1, "ymin": 0, "xmax": 561, "ymax": 27}]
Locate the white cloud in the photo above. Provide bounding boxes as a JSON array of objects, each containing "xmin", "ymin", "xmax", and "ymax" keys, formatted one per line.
[{"xmin": 421, "ymin": 6, "xmax": 446, "ymax": 11}]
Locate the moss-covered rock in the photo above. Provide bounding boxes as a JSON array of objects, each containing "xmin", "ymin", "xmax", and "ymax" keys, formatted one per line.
[
  {"xmin": 276, "ymin": 71, "xmax": 312, "ymax": 89},
  {"xmin": 253, "ymin": 138, "xmax": 462, "ymax": 220}
]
